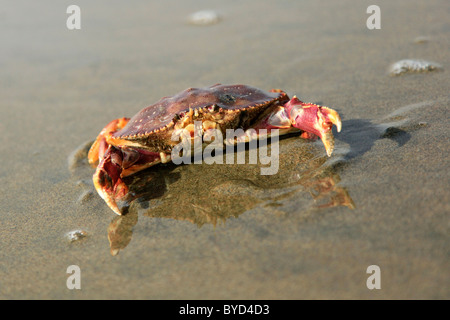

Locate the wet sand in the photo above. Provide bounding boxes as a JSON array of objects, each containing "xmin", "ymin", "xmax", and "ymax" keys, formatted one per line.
[{"xmin": 0, "ymin": 0, "xmax": 449, "ymax": 299}]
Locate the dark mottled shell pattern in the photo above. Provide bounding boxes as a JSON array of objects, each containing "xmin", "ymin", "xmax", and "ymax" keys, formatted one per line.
[{"xmin": 112, "ymin": 84, "xmax": 288, "ymax": 151}]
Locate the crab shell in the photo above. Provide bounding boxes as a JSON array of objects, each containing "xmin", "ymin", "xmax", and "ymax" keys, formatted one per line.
[{"xmin": 108, "ymin": 84, "xmax": 290, "ymax": 153}]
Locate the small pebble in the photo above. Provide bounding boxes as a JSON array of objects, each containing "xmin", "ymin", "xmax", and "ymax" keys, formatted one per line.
[
  {"xmin": 65, "ymin": 230, "xmax": 88, "ymax": 242},
  {"xmin": 187, "ymin": 10, "xmax": 221, "ymax": 26},
  {"xmin": 389, "ymin": 59, "xmax": 442, "ymax": 76}
]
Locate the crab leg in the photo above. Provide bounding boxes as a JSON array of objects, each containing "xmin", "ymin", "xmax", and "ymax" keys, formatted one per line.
[{"xmin": 252, "ymin": 96, "xmax": 342, "ymax": 156}]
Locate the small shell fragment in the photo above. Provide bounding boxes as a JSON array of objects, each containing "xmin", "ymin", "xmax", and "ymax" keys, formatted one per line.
[
  {"xmin": 65, "ymin": 230, "xmax": 88, "ymax": 242},
  {"xmin": 413, "ymin": 36, "xmax": 430, "ymax": 44},
  {"xmin": 389, "ymin": 59, "xmax": 442, "ymax": 76},
  {"xmin": 187, "ymin": 10, "xmax": 221, "ymax": 26}
]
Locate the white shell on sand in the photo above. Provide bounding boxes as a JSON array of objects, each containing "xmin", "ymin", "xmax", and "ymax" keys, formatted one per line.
[{"xmin": 187, "ymin": 10, "xmax": 221, "ymax": 26}]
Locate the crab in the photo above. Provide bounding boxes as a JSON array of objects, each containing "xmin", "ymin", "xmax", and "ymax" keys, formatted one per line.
[{"xmin": 88, "ymin": 84, "xmax": 342, "ymax": 215}]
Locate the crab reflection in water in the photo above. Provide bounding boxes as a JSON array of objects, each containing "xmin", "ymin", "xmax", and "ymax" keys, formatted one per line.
[{"xmin": 107, "ymin": 142, "xmax": 354, "ymax": 256}]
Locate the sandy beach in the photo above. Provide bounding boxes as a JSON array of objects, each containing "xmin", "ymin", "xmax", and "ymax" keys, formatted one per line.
[{"xmin": 0, "ymin": 0, "xmax": 448, "ymax": 299}]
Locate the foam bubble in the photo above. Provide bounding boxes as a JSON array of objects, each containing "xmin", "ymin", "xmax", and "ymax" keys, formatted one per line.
[{"xmin": 389, "ymin": 59, "xmax": 442, "ymax": 76}]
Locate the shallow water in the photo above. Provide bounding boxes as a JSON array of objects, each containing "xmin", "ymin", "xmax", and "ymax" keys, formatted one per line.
[{"xmin": 0, "ymin": 0, "xmax": 449, "ymax": 299}]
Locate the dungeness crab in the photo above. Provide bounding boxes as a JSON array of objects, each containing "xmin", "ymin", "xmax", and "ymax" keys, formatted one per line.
[{"xmin": 88, "ymin": 84, "xmax": 342, "ymax": 215}]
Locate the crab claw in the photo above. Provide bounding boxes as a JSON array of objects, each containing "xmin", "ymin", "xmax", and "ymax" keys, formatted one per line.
[
  {"xmin": 93, "ymin": 146, "xmax": 129, "ymax": 215},
  {"xmin": 286, "ymin": 97, "xmax": 342, "ymax": 157}
]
